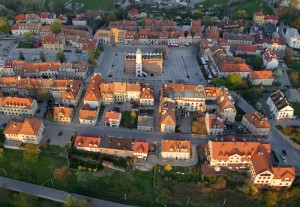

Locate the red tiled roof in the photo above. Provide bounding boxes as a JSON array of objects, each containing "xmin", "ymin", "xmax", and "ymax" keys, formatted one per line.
[{"xmin": 236, "ymin": 44, "xmax": 257, "ymax": 53}]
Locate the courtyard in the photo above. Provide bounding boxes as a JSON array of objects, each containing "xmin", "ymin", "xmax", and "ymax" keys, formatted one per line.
[{"xmin": 96, "ymin": 45, "xmax": 206, "ymax": 85}]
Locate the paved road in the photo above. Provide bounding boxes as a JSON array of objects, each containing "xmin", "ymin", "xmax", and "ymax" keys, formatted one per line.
[
  {"xmin": 230, "ymin": 91, "xmax": 256, "ymax": 113},
  {"xmin": 0, "ymin": 176, "xmax": 134, "ymax": 207}
]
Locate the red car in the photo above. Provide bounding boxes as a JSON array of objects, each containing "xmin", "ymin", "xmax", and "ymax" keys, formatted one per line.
[{"xmin": 34, "ymin": 41, "xmax": 42, "ymax": 48}]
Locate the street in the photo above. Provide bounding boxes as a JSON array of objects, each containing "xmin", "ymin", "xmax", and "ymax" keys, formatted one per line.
[{"xmin": 0, "ymin": 176, "xmax": 134, "ymax": 207}]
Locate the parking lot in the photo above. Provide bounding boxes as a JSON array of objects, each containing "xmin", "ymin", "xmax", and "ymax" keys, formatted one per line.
[{"xmin": 96, "ymin": 45, "xmax": 206, "ymax": 85}]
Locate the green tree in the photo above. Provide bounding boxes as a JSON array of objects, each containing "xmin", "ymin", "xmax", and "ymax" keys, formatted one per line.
[
  {"xmin": 255, "ymin": 102, "xmax": 262, "ymax": 111},
  {"xmin": 48, "ymin": 0, "xmax": 54, "ymax": 11},
  {"xmin": 11, "ymin": 192, "xmax": 38, "ymax": 207},
  {"xmin": 250, "ymin": 185, "xmax": 258, "ymax": 196},
  {"xmin": 291, "ymin": 18, "xmax": 300, "ymax": 29},
  {"xmin": 23, "ymin": 32, "xmax": 31, "ymax": 43},
  {"xmin": 64, "ymin": 194, "xmax": 88, "ymax": 207},
  {"xmin": 56, "ymin": 50, "xmax": 66, "ymax": 63},
  {"xmin": 87, "ymin": 48, "xmax": 100, "ymax": 64},
  {"xmin": 130, "ymin": 110, "xmax": 137, "ymax": 126},
  {"xmin": 273, "ymin": 68, "xmax": 282, "ymax": 78},
  {"xmin": 290, "ymin": 71, "xmax": 299, "ymax": 86},
  {"xmin": 264, "ymin": 190, "xmax": 279, "ymax": 206},
  {"xmin": 36, "ymin": 89, "xmax": 49, "ymax": 101},
  {"xmin": 39, "ymin": 51, "xmax": 46, "ymax": 62},
  {"xmin": 228, "ymin": 73, "xmax": 242, "ymax": 88},
  {"xmin": 0, "ymin": 19, "xmax": 11, "ymax": 34},
  {"xmin": 107, "ymin": 13, "xmax": 117, "ymax": 22},
  {"xmin": 0, "ymin": 148, "xmax": 4, "ymax": 158},
  {"xmin": 53, "ymin": 166, "xmax": 71, "ymax": 184},
  {"xmin": 233, "ymin": 10, "xmax": 248, "ymax": 19},
  {"xmin": 23, "ymin": 144, "xmax": 39, "ymax": 163},
  {"xmin": 50, "ymin": 19, "xmax": 62, "ymax": 34}
]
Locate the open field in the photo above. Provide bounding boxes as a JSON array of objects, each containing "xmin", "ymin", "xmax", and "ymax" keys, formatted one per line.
[
  {"xmin": 76, "ymin": 0, "xmax": 115, "ymax": 10},
  {"xmin": 195, "ymin": 0, "xmax": 230, "ymax": 9},
  {"xmin": 233, "ymin": 0, "xmax": 273, "ymax": 19}
]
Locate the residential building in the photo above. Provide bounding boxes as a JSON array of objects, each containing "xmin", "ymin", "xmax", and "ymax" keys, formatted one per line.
[
  {"xmin": 113, "ymin": 82, "xmax": 127, "ymax": 102},
  {"xmin": 216, "ymin": 88, "xmax": 237, "ymax": 122},
  {"xmin": 72, "ymin": 18, "xmax": 87, "ymax": 27},
  {"xmin": 253, "ymin": 34, "xmax": 286, "ymax": 51},
  {"xmin": 253, "ymin": 12, "xmax": 278, "ymax": 25},
  {"xmin": 241, "ymin": 112, "xmax": 270, "ymax": 136},
  {"xmin": 218, "ymin": 57, "xmax": 251, "ymax": 78},
  {"xmin": 39, "ymin": 25, "xmax": 52, "ymax": 36},
  {"xmin": 40, "ymin": 12, "xmax": 56, "ymax": 24},
  {"xmin": 2, "ymin": 61, "xmax": 89, "ymax": 79},
  {"xmin": 100, "ymin": 83, "xmax": 115, "ymax": 104},
  {"xmin": 79, "ymin": 104, "xmax": 99, "ymax": 126},
  {"xmin": 15, "ymin": 14, "xmax": 26, "ymax": 24},
  {"xmin": 206, "ymin": 139, "xmax": 295, "ymax": 189},
  {"xmin": 205, "ymin": 113, "xmax": 224, "ymax": 135},
  {"xmin": 74, "ymin": 136, "xmax": 101, "ymax": 152},
  {"xmin": 262, "ymin": 49, "xmax": 279, "ymax": 69},
  {"xmin": 284, "ymin": 27, "xmax": 300, "ymax": 49},
  {"xmin": 126, "ymin": 83, "xmax": 141, "ymax": 102},
  {"xmin": 144, "ymin": 19, "xmax": 177, "ymax": 30},
  {"xmin": 128, "ymin": 9, "xmax": 139, "ymax": 19},
  {"xmin": 57, "ymin": 14, "xmax": 68, "ymax": 24},
  {"xmin": 223, "ymin": 33, "xmax": 253, "ymax": 45},
  {"xmin": 3, "ymin": 118, "xmax": 44, "ymax": 144},
  {"xmin": 266, "ymin": 90, "xmax": 294, "ymax": 119},
  {"xmin": 0, "ymin": 96, "xmax": 38, "ymax": 117},
  {"xmin": 137, "ymin": 115, "xmax": 154, "ymax": 132},
  {"xmin": 250, "ymin": 71, "xmax": 274, "ymax": 86},
  {"xmin": 235, "ymin": 44, "xmax": 258, "ymax": 56},
  {"xmin": 217, "ymin": 19, "xmax": 245, "ymax": 32},
  {"xmin": 160, "ymin": 102, "xmax": 176, "ymax": 133},
  {"xmin": 53, "ymin": 106, "xmax": 74, "ymax": 123},
  {"xmin": 140, "ymin": 85, "xmax": 154, "ymax": 106},
  {"xmin": 94, "ymin": 30, "xmax": 111, "ymax": 44},
  {"xmin": 204, "ymin": 26, "xmax": 220, "ymax": 39},
  {"xmin": 105, "ymin": 111, "xmax": 122, "ymax": 128},
  {"xmin": 124, "ymin": 48, "xmax": 163, "ymax": 77},
  {"xmin": 161, "ymin": 139, "xmax": 191, "ymax": 160},
  {"xmin": 42, "ymin": 34, "xmax": 65, "ymax": 51},
  {"xmin": 133, "ymin": 141, "xmax": 148, "ymax": 159},
  {"xmin": 11, "ymin": 23, "xmax": 41, "ymax": 35},
  {"xmin": 83, "ymin": 73, "xmax": 104, "ymax": 107},
  {"xmin": 99, "ymin": 136, "xmax": 134, "ymax": 157}
]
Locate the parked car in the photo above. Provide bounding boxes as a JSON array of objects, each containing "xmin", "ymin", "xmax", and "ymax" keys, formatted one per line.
[
  {"xmin": 36, "ymin": 109, "xmax": 41, "ymax": 113},
  {"xmin": 33, "ymin": 41, "xmax": 42, "ymax": 48},
  {"xmin": 46, "ymin": 139, "xmax": 51, "ymax": 144},
  {"xmin": 282, "ymin": 150, "xmax": 287, "ymax": 156},
  {"xmin": 58, "ymin": 131, "xmax": 63, "ymax": 136},
  {"xmin": 117, "ymin": 102, "xmax": 123, "ymax": 105}
]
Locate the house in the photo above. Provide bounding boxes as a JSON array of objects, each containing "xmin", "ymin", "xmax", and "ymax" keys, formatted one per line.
[
  {"xmin": 72, "ymin": 18, "xmax": 87, "ymax": 27},
  {"xmin": 262, "ymin": 49, "xmax": 279, "ymax": 69},
  {"xmin": 113, "ymin": 82, "xmax": 127, "ymax": 102},
  {"xmin": 223, "ymin": 32, "xmax": 253, "ymax": 45},
  {"xmin": 266, "ymin": 90, "xmax": 294, "ymax": 119},
  {"xmin": 161, "ymin": 139, "xmax": 191, "ymax": 160},
  {"xmin": 15, "ymin": 14, "xmax": 26, "ymax": 24},
  {"xmin": 53, "ymin": 106, "xmax": 74, "ymax": 123},
  {"xmin": 206, "ymin": 139, "xmax": 295, "ymax": 189},
  {"xmin": 40, "ymin": 12, "xmax": 56, "ymax": 24},
  {"xmin": 205, "ymin": 113, "xmax": 224, "ymax": 135},
  {"xmin": 218, "ymin": 57, "xmax": 251, "ymax": 78},
  {"xmin": 94, "ymin": 30, "xmax": 111, "ymax": 44},
  {"xmin": 42, "ymin": 34, "xmax": 65, "ymax": 51},
  {"xmin": 160, "ymin": 102, "xmax": 176, "ymax": 133},
  {"xmin": 284, "ymin": 27, "xmax": 300, "ymax": 49},
  {"xmin": 217, "ymin": 19, "xmax": 245, "ymax": 32},
  {"xmin": 140, "ymin": 85, "xmax": 154, "ymax": 106},
  {"xmin": 253, "ymin": 12, "xmax": 278, "ymax": 25},
  {"xmin": 39, "ymin": 25, "xmax": 52, "ymax": 36},
  {"xmin": 3, "ymin": 118, "xmax": 44, "ymax": 145},
  {"xmin": 105, "ymin": 111, "xmax": 122, "ymax": 128},
  {"xmin": 79, "ymin": 104, "xmax": 99, "ymax": 126},
  {"xmin": 57, "ymin": 14, "xmax": 68, "ymax": 24},
  {"xmin": 74, "ymin": 135, "xmax": 101, "ymax": 152},
  {"xmin": 253, "ymin": 34, "xmax": 286, "ymax": 51},
  {"xmin": 0, "ymin": 97, "xmax": 38, "ymax": 117},
  {"xmin": 137, "ymin": 115, "xmax": 153, "ymax": 131},
  {"xmin": 133, "ymin": 141, "xmax": 148, "ymax": 159},
  {"xmin": 11, "ymin": 23, "xmax": 41, "ymax": 35},
  {"xmin": 235, "ymin": 44, "xmax": 258, "ymax": 55},
  {"xmin": 128, "ymin": 9, "xmax": 139, "ymax": 19},
  {"xmin": 250, "ymin": 71, "xmax": 274, "ymax": 86},
  {"xmin": 204, "ymin": 26, "xmax": 220, "ymax": 39},
  {"xmin": 242, "ymin": 112, "xmax": 270, "ymax": 136},
  {"xmin": 126, "ymin": 83, "xmax": 141, "ymax": 102},
  {"xmin": 83, "ymin": 73, "xmax": 104, "ymax": 107},
  {"xmin": 215, "ymin": 87, "xmax": 237, "ymax": 122},
  {"xmin": 26, "ymin": 13, "xmax": 40, "ymax": 23},
  {"xmin": 99, "ymin": 136, "xmax": 134, "ymax": 157}
]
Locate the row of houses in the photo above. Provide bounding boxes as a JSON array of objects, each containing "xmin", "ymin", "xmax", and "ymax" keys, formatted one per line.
[
  {"xmin": 2, "ymin": 61, "xmax": 89, "ymax": 79},
  {"xmin": 0, "ymin": 77, "xmax": 83, "ymax": 107}
]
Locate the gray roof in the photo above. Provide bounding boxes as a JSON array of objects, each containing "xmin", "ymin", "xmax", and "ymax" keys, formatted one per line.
[
  {"xmin": 137, "ymin": 115, "xmax": 154, "ymax": 127},
  {"xmin": 270, "ymin": 90, "xmax": 290, "ymax": 111},
  {"xmin": 100, "ymin": 136, "xmax": 134, "ymax": 151}
]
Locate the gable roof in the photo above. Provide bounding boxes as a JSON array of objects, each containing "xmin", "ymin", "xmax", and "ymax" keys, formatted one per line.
[
  {"xmin": 250, "ymin": 71, "xmax": 273, "ymax": 80},
  {"xmin": 53, "ymin": 106, "xmax": 73, "ymax": 119},
  {"xmin": 243, "ymin": 112, "xmax": 270, "ymax": 129},
  {"xmin": 134, "ymin": 141, "xmax": 148, "ymax": 154},
  {"xmin": 4, "ymin": 118, "xmax": 43, "ymax": 136},
  {"xmin": 162, "ymin": 139, "xmax": 191, "ymax": 153}
]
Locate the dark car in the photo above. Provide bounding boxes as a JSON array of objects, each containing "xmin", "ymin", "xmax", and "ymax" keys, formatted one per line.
[
  {"xmin": 46, "ymin": 139, "xmax": 51, "ymax": 144},
  {"xmin": 1, "ymin": 123, "xmax": 7, "ymax": 128},
  {"xmin": 58, "ymin": 131, "xmax": 63, "ymax": 136},
  {"xmin": 132, "ymin": 104, "xmax": 138, "ymax": 109},
  {"xmin": 117, "ymin": 102, "xmax": 123, "ymax": 105},
  {"xmin": 36, "ymin": 109, "xmax": 41, "ymax": 113},
  {"xmin": 282, "ymin": 150, "xmax": 287, "ymax": 156}
]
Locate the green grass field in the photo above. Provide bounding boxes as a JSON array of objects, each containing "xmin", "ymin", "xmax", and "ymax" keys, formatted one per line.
[
  {"xmin": 76, "ymin": 0, "xmax": 115, "ymax": 10},
  {"xmin": 233, "ymin": 1, "xmax": 273, "ymax": 19},
  {"xmin": 195, "ymin": 0, "xmax": 230, "ymax": 9}
]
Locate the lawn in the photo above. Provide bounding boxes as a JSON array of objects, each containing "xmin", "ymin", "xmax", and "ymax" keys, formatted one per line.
[
  {"xmin": 17, "ymin": 41, "xmax": 34, "ymax": 48},
  {"xmin": 233, "ymin": 0, "xmax": 273, "ymax": 19},
  {"xmin": 291, "ymin": 102, "xmax": 300, "ymax": 117},
  {"xmin": 77, "ymin": 0, "xmax": 115, "ymax": 10},
  {"xmin": 194, "ymin": 0, "xmax": 230, "ymax": 9},
  {"xmin": 120, "ymin": 111, "xmax": 137, "ymax": 129},
  {"xmin": 287, "ymin": 70, "xmax": 300, "ymax": 88},
  {"xmin": 285, "ymin": 59, "xmax": 300, "ymax": 72}
]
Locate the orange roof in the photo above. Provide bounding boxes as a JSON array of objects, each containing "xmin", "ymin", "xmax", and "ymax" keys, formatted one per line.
[
  {"xmin": 243, "ymin": 112, "xmax": 270, "ymax": 128},
  {"xmin": 272, "ymin": 166, "xmax": 295, "ymax": 179},
  {"xmin": 263, "ymin": 48, "xmax": 278, "ymax": 62},
  {"xmin": 128, "ymin": 9, "xmax": 139, "ymax": 16},
  {"xmin": 217, "ymin": 89, "xmax": 236, "ymax": 112},
  {"xmin": 113, "ymin": 82, "xmax": 127, "ymax": 93},
  {"xmin": 4, "ymin": 118, "xmax": 43, "ymax": 136},
  {"xmin": 251, "ymin": 146, "xmax": 272, "ymax": 174},
  {"xmin": 53, "ymin": 106, "xmax": 73, "ymax": 119},
  {"xmin": 160, "ymin": 102, "xmax": 176, "ymax": 126},
  {"xmin": 207, "ymin": 114, "xmax": 224, "ymax": 129},
  {"xmin": 126, "ymin": 83, "xmax": 141, "ymax": 92},
  {"xmin": 0, "ymin": 97, "xmax": 34, "ymax": 109},
  {"xmin": 161, "ymin": 139, "xmax": 191, "ymax": 153},
  {"xmin": 209, "ymin": 140, "xmax": 271, "ymax": 162},
  {"xmin": 236, "ymin": 44, "xmax": 257, "ymax": 53},
  {"xmin": 79, "ymin": 108, "xmax": 98, "ymax": 120},
  {"xmin": 74, "ymin": 135, "xmax": 101, "ymax": 148},
  {"xmin": 100, "ymin": 83, "xmax": 114, "ymax": 98},
  {"xmin": 15, "ymin": 14, "xmax": 26, "ymax": 22},
  {"xmin": 250, "ymin": 70, "xmax": 273, "ymax": 79},
  {"xmin": 134, "ymin": 141, "xmax": 148, "ymax": 154},
  {"xmin": 218, "ymin": 61, "xmax": 251, "ymax": 73},
  {"xmin": 84, "ymin": 73, "xmax": 104, "ymax": 102},
  {"xmin": 205, "ymin": 86, "xmax": 223, "ymax": 98},
  {"xmin": 105, "ymin": 111, "xmax": 121, "ymax": 122},
  {"xmin": 140, "ymin": 85, "xmax": 154, "ymax": 99}
]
